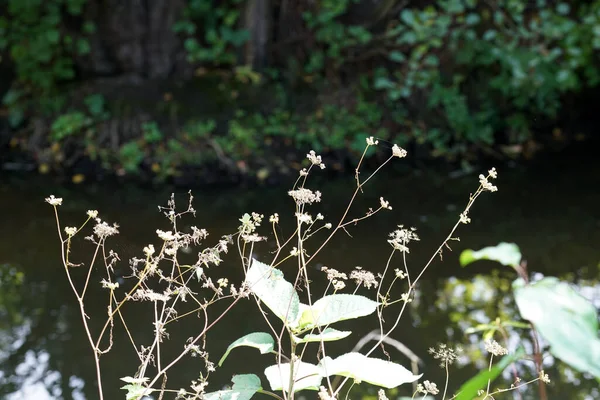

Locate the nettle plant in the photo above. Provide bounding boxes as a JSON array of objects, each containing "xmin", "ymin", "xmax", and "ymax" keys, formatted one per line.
[{"xmin": 45, "ymin": 138, "xmax": 537, "ymax": 400}]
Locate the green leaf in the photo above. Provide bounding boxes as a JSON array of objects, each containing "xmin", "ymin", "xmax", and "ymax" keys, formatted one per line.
[
  {"xmin": 293, "ymin": 328, "xmax": 352, "ymax": 344},
  {"xmin": 120, "ymin": 376, "xmax": 153, "ymax": 400},
  {"xmin": 320, "ymin": 353, "xmax": 421, "ymax": 388},
  {"xmin": 246, "ymin": 259, "xmax": 300, "ymax": 327},
  {"xmin": 296, "ymin": 294, "xmax": 378, "ymax": 331},
  {"xmin": 388, "ymin": 50, "xmax": 406, "ymax": 63},
  {"xmin": 455, "ymin": 347, "xmax": 525, "ymax": 400},
  {"xmin": 219, "ymin": 332, "xmax": 275, "ymax": 367},
  {"xmin": 204, "ymin": 374, "xmax": 262, "ymax": 400},
  {"xmin": 513, "ymin": 277, "xmax": 600, "ymax": 378},
  {"xmin": 460, "ymin": 242, "xmax": 521, "ymax": 269},
  {"xmin": 264, "ymin": 361, "xmax": 323, "ymax": 392}
]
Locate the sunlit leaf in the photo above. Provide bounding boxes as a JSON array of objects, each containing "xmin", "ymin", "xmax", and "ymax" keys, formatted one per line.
[
  {"xmin": 246, "ymin": 259, "xmax": 300, "ymax": 327},
  {"xmin": 219, "ymin": 332, "xmax": 275, "ymax": 366},
  {"xmin": 513, "ymin": 277, "xmax": 600, "ymax": 378},
  {"xmin": 296, "ymin": 294, "xmax": 378, "ymax": 330},
  {"xmin": 320, "ymin": 353, "xmax": 421, "ymax": 388},
  {"xmin": 293, "ymin": 328, "xmax": 352, "ymax": 344},
  {"xmin": 460, "ymin": 242, "xmax": 521, "ymax": 269},
  {"xmin": 264, "ymin": 361, "xmax": 323, "ymax": 392},
  {"xmin": 204, "ymin": 374, "xmax": 262, "ymax": 400}
]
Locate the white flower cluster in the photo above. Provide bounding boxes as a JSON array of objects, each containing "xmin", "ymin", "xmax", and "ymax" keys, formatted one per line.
[
  {"xmin": 307, "ymin": 150, "xmax": 326, "ymax": 169},
  {"xmin": 388, "ymin": 225, "xmax": 419, "ymax": 253},
  {"xmin": 485, "ymin": 339, "xmax": 508, "ymax": 356},
  {"xmin": 479, "ymin": 167, "xmax": 498, "ymax": 192},
  {"xmin": 288, "ymin": 188, "xmax": 322, "ymax": 205}
]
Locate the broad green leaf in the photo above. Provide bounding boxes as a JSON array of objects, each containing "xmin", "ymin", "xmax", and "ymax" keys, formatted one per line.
[
  {"xmin": 455, "ymin": 347, "xmax": 525, "ymax": 400},
  {"xmin": 293, "ymin": 328, "xmax": 352, "ymax": 344},
  {"xmin": 296, "ymin": 294, "xmax": 378, "ymax": 330},
  {"xmin": 204, "ymin": 374, "xmax": 262, "ymax": 400},
  {"xmin": 219, "ymin": 332, "xmax": 275, "ymax": 367},
  {"xmin": 319, "ymin": 352, "xmax": 421, "ymax": 388},
  {"xmin": 513, "ymin": 277, "xmax": 600, "ymax": 378},
  {"xmin": 460, "ymin": 242, "xmax": 521, "ymax": 269},
  {"xmin": 264, "ymin": 361, "xmax": 323, "ymax": 392},
  {"xmin": 246, "ymin": 259, "xmax": 300, "ymax": 326}
]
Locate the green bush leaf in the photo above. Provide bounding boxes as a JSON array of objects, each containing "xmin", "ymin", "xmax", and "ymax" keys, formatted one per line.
[
  {"xmin": 460, "ymin": 242, "xmax": 521, "ymax": 269},
  {"xmin": 219, "ymin": 332, "xmax": 275, "ymax": 367},
  {"xmin": 320, "ymin": 352, "xmax": 421, "ymax": 388},
  {"xmin": 513, "ymin": 277, "xmax": 600, "ymax": 378},
  {"xmin": 293, "ymin": 328, "xmax": 352, "ymax": 344},
  {"xmin": 204, "ymin": 374, "xmax": 262, "ymax": 400},
  {"xmin": 296, "ymin": 294, "xmax": 378, "ymax": 331},
  {"xmin": 455, "ymin": 347, "xmax": 525, "ymax": 400},
  {"xmin": 264, "ymin": 361, "xmax": 323, "ymax": 392},
  {"xmin": 246, "ymin": 259, "xmax": 300, "ymax": 327}
]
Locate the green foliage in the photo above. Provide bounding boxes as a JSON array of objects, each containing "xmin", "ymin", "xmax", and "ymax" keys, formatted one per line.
[
  {"xmin": 218, "ymin": 332, "xmax": 275, "ymax": 367},
  {"xmin": 0, "ymin": 0, "xmax": 92, "ymax": 113},
  {"xmin": 298, "ymin": 0, "xmax": 600, "ymax": 155},
  {"xmin": 459, "ymin": 242, "xmax": 522, "ymax": 270},
  {"xmin": 513, "ymin": 277, "xmax": 600, "ymax": 378},
  {"xmin": 203, "ymin": 374, "xmax": 262, "ymax": 400},
  {"xmin": 50, "ymin": 112, "xmax": 91, "ymax": 141},
  {"xmin": 174, "ymin": 0, "xmax": 249, "ymax": 65},
  {"xmin": 463, "ymin": 243, "xmax": 600, "ymax": 383},
  {"xmin": 4, "ymin": 0, "xmax": 600, "ymax": 180}
]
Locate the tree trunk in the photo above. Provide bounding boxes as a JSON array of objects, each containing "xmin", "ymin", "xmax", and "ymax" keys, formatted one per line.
[
  {"xmin": 244, "ymin": 0, "xmax": 271, "ymax": 70},
  {"xmin": 77, "ymin": 0, "xmax": 187, "ymax": 80}
]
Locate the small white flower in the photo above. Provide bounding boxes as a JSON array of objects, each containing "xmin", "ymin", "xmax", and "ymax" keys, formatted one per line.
[
  {"xmin": 380, "ymin": 197, "xmax": 392, "ymax": 210},
  {"xmin": 377, "ymin": 389, "xmax": 389, "ymax": 400},
  {"xmin": 459, "ymin": 212, "xmax": 471, "ymax": 224},
  {"xmin": 288, "ymin": 188, "xmax": 322, "ymax": 205},
  {"xmin": 333, "ymin": 280, "xmax": 346, "ymax": 291},
  {"xmin": 269, "ymin": 213, "xmax": 279, "ymax": 223},
  {"xmin": 93, "ymin": 220, "xmax": 119, "ymax": 238},
  {"xmin": 144, "ymin": 244, "xmax": 155, "ymax": 257},
  {"xmin": 367, "ymin": 136, "xmax": 379, "ymax": 146},
  {"xmin": 318, "ymin": 386, "xmax": 336, "ymax": 400},
  {"xmin": 64, "ymin": 227, "xmax": 77, "ymax": 237},
  {"xmin": 324, "ymin": 223, "xmax": 332, "ymax": 229},
  {"xmin": 392, "ymin": 144, "xmax": 407, "ymax": 158},
  {"xmin": 394, "ymin": 268, "xmax": 407, "ymax": 279},
  {"xmin": 156, "ymin": 229, "xmax": 176, "ymax": 241},
  {"xmin": 423, "ymin": 380, "xmax": 439, "ymax": 395},
  {"xmin": 539, "ymin": 370, "xmax": 551, "ymax": 384},
  {"xmin": 299, "ymin": 168, "xmax": 308, "ymax": 177},
  {"xmin": 290, "ymin": 247, "xmax": 300, "ymax": 256},
  {"xmin": 316, "ymin": 213, "xmax": 324, "ymax": 220},
  {"xmin": 488, "ymin": 167, "xmax": 498, "ymax": 179},
  {"xmin": 45, "ymin": 195, "xmax": 63, "ymax": 206},
  {"xmin": 101, "ymin": 279, "xmax": 119, "ymax": 290},
  {"xmin": 295, "ymin": 212, "xmax": 313, "ymax": 224},
  {"xmin": 217, "ymin": 278, "xmax": 229, "ymax": 287},
  {"xmin": 86, "ymin": 210, "xmax": 98, "ymax": 218},
  {"xmin": 307, "ymin": 150, "xmax": 326, "ymax": 169},
  {"xmin": 479, "ymin": 174, "xmax": 498, "ymax": 192},
  {"xmin": 485, "ymin": 339, "xmax": 508, "ymax": 356}
]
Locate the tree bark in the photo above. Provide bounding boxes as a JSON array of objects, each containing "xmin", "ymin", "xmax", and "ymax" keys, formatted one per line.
[{"xmin": 77, "ymin": 0, "xmax": 187, "ymax": 80}]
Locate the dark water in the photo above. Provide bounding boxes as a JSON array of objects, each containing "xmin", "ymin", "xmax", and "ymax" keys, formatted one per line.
[{"xmin": 0, "ymin": 144, "xmax": 599, "ymax": 400}]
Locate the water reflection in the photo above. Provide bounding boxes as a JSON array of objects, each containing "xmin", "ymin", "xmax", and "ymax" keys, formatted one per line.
[{"xmin": 0, "ymin": 145, "xmax": 598, "ymax": 399}]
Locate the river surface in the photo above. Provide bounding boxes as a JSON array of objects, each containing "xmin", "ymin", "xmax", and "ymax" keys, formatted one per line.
[{"xmin": 0, "ymin": 142, "xmax": 599, "ymax": 400}]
